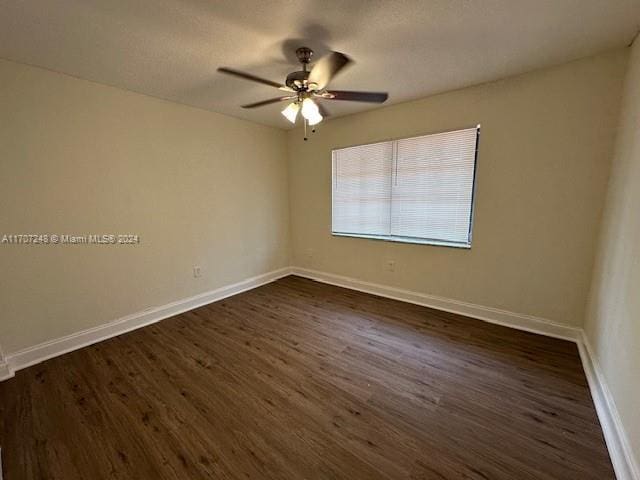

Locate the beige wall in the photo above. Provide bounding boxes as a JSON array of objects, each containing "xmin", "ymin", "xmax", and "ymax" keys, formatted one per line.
[
  {"xmin": 0, "ymin": 59, "xmax": 290, "ymax": 354},
  {"xmin": 586, "ymin": 40, "xmax": 640, "ymax": 468},
  {"xmin": 287, "ymin": 50, "xmax": 627, "ymax": 327},
  {"xmin": 0, "ymin": 48, "xmax": 632, "ymax": 360}
]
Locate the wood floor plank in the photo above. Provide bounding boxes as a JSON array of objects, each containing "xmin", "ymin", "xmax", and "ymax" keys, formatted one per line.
[{"xmin": 0, "ymin": 275, "xmax": 615, "ymax": 479}]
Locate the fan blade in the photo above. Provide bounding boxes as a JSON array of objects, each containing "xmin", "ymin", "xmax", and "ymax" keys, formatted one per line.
[
  {"xmin": 242, "ymin": 96, "xmax": 296, "ymax": 109},
  {"xmin": 218, "ymin": 67, "xmax": 291, "ymax": 91},
  {"xmin": 308, "ymin": 52, "xmax": 351, "ymax": 90},
  {"xmin": 325, "ymin": 90, "xmax": 388, "ymax": 103}
]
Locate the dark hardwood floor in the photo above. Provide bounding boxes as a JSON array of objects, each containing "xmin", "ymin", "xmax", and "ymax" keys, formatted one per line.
[{"xmin": 0, "ymin": 275, "xmax": 614, "ymax": 479}]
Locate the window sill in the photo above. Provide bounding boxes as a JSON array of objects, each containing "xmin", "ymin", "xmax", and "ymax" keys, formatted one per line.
[{"xmin": 331, "ymin": 232, "xmax": 471, "ymax": 249}]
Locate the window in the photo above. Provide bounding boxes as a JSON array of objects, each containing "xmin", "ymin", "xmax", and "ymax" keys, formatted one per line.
[{"xmin": 332, "ymin": 126, "xmax": 479, "ymax": 248}]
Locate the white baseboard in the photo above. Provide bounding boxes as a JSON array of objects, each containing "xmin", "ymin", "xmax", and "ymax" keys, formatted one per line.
[
  {"xmin": 0, "ymin": 361, "xmax": 12, "ymax": 382},
  {"xmin": 291, "ymin": 267, "xmax": 580, "ymax": 342},
  {"xmin": 0, "ymin": 345, "xmax": 10, "ymax": 381},
  {"xmin": 578, "ymin": 331, "xmax": 639, "ymax": 480},
  {"xmin": 0, "ymin": 266, "xmax": 581, "ymax": 379},
  {"xmin": 3, "ymin": 267, "xmax": 292, "ymax": 378}
]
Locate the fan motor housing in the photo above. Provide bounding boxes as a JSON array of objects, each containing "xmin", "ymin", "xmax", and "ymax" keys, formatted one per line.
[{"xmin": 286, "ymin": 70, "xmax": 311, "ymax": 91}]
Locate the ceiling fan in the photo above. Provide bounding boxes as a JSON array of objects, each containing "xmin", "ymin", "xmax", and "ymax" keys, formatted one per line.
[{"xmin": 218, "ymin": 47, "xmax": 388, "ymax": 138}]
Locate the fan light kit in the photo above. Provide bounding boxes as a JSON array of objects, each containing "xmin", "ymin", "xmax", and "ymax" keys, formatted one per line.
[{"xmin": 218, "ymin": 47, "xmax": 389, "ymax": 140}]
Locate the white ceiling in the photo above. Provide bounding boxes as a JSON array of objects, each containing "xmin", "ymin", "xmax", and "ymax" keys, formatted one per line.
[{"xmin": 1, "ymin": 0, "xmax": 639, "ymax": 129}]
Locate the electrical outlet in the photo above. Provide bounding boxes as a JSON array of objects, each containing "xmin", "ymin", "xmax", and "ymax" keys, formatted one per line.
[
  {"xmin": 386, "ymin": 260, "xmax": 395, "ymax": 272},
  {"xmin": 193, "ymin": 265, "xmax": 201, "ymax": 278}
]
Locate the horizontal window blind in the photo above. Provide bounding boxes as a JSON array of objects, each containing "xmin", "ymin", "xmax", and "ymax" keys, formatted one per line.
[
  {"xmin": 331, "ymin": 126, "xmax": 479, "ymax": 247},
  {"xmin": 332, "ymin": 141, "xmax": 393, "ymax": 235},
  {"xmin": 391, "ymin": 127, "xmax": 478, "ymax": 244}
]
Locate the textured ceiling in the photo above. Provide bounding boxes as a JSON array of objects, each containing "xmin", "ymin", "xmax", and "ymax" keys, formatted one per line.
[{"xmin": 1, "ymin": 0, "xmax": 639, "ymax": 129}]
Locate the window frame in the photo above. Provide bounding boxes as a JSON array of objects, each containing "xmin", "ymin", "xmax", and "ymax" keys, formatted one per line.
[{"xmin": 331, "ymin": 125, "xmax": 480, "ymax": 249}]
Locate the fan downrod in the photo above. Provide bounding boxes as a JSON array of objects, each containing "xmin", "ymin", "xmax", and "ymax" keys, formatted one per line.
[{"xmin": 286, "ymin": 47, "xmax": 315, "ymax": 91}]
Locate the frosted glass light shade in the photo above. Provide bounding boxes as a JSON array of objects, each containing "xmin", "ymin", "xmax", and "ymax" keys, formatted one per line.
[{"xmin": 281, "ymin": 102, "xmax": 300, "ymax": 123}]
